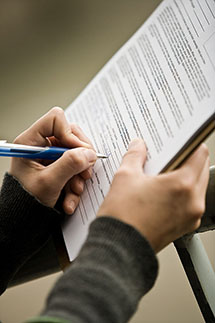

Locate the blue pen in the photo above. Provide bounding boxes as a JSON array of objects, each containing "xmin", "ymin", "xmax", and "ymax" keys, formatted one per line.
[{"xmin": 0, "ymin": 141, "xmax": 108, "ymax": 160}]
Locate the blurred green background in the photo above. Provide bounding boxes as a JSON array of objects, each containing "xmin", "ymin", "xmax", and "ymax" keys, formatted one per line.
[{"xmin": 0, "ymin": 1, "xmax": 214, "ymax": 322}]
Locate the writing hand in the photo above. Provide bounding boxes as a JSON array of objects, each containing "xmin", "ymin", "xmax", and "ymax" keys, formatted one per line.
[{"xmin": 10, "ymin": 107, "xmax": 97, "ymax": 213}]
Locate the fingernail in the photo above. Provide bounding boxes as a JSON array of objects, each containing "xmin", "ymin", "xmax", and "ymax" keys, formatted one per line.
[
  {"xmin": 83, "ymin": 149, "xmax": 97, "ymax": 162},
  {"xmin": 69, "ymin": 201, "xmax": 76, "ymax": 214}
]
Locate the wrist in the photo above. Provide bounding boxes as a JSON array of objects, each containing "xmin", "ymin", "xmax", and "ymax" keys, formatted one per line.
[
  {"xmin": 41, "ymin": 216, "xmax": 158, "ymax": 322},
  {"xmin": 97, "ymin": 213, "xmax": 169, "ymax": 253}
]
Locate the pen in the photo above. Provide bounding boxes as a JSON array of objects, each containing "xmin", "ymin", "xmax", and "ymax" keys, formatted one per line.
[{"xmin": 0, "ymin": 141, "xmax": 108, "ymax": 160}]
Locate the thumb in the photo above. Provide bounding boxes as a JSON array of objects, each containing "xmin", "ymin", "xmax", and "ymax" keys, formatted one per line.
[
  {"xmin": 46, "ymin": 148, "xmax": 97, "ymax": 189},
  {"xmin": 121, "ymin": 139, "xmax": 147, "ymax": 171}
]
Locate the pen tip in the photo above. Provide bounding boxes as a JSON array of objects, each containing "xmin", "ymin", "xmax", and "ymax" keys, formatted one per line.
[{"xmin": 97, "ymin": 153, "xmax": 108, "ymax": 159}]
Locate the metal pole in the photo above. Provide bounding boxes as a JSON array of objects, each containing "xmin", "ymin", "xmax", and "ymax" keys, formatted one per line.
[
  {"xmin": 174, "ymin": 235, "xmax": 215, "ymax": 323},
  {"xmin": 174, "ymin": 166, "xmax": 215, "ymax": 322}
]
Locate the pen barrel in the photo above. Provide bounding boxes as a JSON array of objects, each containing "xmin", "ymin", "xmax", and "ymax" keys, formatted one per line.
[
  {"xmin": 0, "ymin": 147, "xmax": 67, "ymax": 160},
  {"xmin": 21, "ymin": 147, "xmax": 67, "ymax": 160}
]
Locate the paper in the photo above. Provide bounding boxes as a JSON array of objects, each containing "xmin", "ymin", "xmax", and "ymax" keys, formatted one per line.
[{"xmin": 62, "ymin": 0, "xmax": 215, "ymax": 261}]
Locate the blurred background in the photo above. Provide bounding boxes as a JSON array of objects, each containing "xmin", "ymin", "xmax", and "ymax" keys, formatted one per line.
[{"xmin": 0, "ymin": 1, "xmax": 214, "ymax": 322}]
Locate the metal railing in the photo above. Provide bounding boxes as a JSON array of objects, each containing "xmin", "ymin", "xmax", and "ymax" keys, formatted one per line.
[{"xmin": 175, "ymin": 166, "xmax": 215, "ymax": 323}]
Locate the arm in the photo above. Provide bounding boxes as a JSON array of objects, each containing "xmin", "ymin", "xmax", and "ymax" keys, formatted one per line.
[
  {"xmin": 28, "ymin": 139, "xmax": 209, "ymax": 323},
  {"xmin": 0, "ymin": 173, "xmax": 61, "ymax": 295},
  {"xmin": 9, "ymin": 166, "xmax": 215, "ymax": 290},
  {"xmin": 38, "ymin": 217, "xmax": 158, "ymax": 323},
  {"xmin": 0, "ymin": 107, "xmax": 97, "ymax": 295}
]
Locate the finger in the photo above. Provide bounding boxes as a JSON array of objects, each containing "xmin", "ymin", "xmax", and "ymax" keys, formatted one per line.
[
  {"xmin": 195, "ymin": 156, "xmax": 210, "ymax": 197},
  {"xmin": 80, "ymin": 167, "xmax": 93, "ymax": 180},
  {"xmin": 47, "ymin": 136, "xmax": 62, "ymax": 147},
  {"xmin": 46, "ymin": 147, "xmax": 97, "ymax": 190},
  {"xmin": 68, "ymin": 175, "xmax": 85, "ymax": 196},
  {"xmin": 48, "ymin": 124, "xmax": 94, "ymax": 149},
  {"xmin": 63, "ymin": 192, "xmax": 80, "ymax": 215},
  {"xmin": 188, "ymin": 156, "xmax": 210, "ymax": 226},
  {"xmin": 120, "ymin": 138, "xmax": 147, "ymax": 172},
  {"xmin": 177, "ymin": 144, "xmax": 209, "ymax": 182},
  {"xmin": 70, "ymin": 124, "xmax": 94, "ymax": 148},
  {"xmin": 14, "ymin": 107, "xmax": 90, "ymax": 148}
]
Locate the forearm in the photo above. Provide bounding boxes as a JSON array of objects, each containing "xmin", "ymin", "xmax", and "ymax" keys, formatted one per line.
[
  {"xmin": 30, "ymin": 217, "xmax": 158, "ymax": 323},
  {"xmin": 0, "ymin": 173, "xmax": 61, "ymax": 294},
  {"xmin": 8, "ymin": 237, "xmax": 61, "ymax": 288}
]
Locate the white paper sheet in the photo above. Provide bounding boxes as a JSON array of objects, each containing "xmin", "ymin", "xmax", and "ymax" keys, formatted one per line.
[{"xmin": 63, "ymin": 0, "xmax": 215, "ymax": 261}]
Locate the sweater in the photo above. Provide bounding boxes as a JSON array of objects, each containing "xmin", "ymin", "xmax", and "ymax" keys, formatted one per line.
[{"xmin": 0, "ymin": 173, "xmax": 158, "ymax": 323}]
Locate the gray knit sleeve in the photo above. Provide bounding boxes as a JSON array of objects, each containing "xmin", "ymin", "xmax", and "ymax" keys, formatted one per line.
[
  {"xmin": 40, "ymin": 217, "xmax": 158, "ymax": 323},
  {"xmin": 0, "ymin": 173, "xmax": 61, "ymax": 295}
]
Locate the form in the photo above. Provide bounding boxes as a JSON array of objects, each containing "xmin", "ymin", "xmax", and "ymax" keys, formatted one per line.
[{"xmin": 63, "ymin": 0, "xmax": 215, "ymax": 261}]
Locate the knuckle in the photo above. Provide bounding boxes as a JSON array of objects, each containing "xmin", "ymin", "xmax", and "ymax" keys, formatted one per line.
[
  {"xmin": 78, "ymin": 186, "xmax": 84, "ymax": 195},
  {"xmin": 65, "ymin": 150, "xmax": 86, "ymax": 170},
  {"xmin": 177, "ymin": 176, "xmax": 194, "ymax": 195},
  {"xmin": 13, "ymin": 135, "xmax": 23, "ymax": 144},
  {"xmin": 192, "ymin": 201, "xmax": 205, "ymax": 218},
  {"xmin": 71, "ymin": 176, "xmax": 84, "ymax": 195},
  {"xmin": 50, "ymin": 106, "xmax": 64, "ymax": 116},
  {"xmin": 77, "ymin": 180, "xmax": 84, "ymax": 194},
  {"xmin": 71, "ymin": 123, "xmax": 82, "ymax": 132},
  {"xmin": 115, "ymin": 166, "xmax": 132, "ymax": 179},
  {"xmin": 189, "ymin": 219, "xmax": 201, "ymax": 232},
  {"xmin": 185, "ymin": 200, "xmax": 205, "ymax": 229},
  {"xmin": 82, "ymin": 167, "xmax": 93, "ymax": 180},
  {"xmin": 200, "ymin": 143, "xmax": 209, "ymax": 157},
  {"xmin": 182, "ymin": 179, "xmax": 193, "ymax": 194}
]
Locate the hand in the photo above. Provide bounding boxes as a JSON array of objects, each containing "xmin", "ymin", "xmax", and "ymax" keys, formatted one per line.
[
  {"xmin": 98, "ymin": 139, "xmax": 209, "ymax": 253},
  {"xmin": 9, "ymin": 107, "xmax": 97, "ymax": 213}
]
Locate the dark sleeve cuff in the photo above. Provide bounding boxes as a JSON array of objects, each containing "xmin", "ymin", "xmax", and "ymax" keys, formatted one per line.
[
  {"xmin": 41, "ymin": 216, "xmax": 158, "ymax": 323},
  {"xmin": 89, "ymin": 216, "xmax": 158, "ymax": 293},
  {"xmin": 0, "ymin": 173, "xmax": 61, "ymax": 294}
]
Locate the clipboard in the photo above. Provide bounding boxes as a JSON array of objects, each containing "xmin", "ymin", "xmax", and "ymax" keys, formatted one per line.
[{"xmin": 55, "ymin": 117, "xmax": 215, "ymax": 270}]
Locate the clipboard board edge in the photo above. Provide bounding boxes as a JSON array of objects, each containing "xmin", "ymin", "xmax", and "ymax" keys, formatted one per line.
[{"xmin": 161, "ymin": 115, "xmax": 215, "ymax": 173}]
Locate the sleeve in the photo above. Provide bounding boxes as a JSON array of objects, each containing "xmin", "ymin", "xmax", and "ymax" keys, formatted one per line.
[
  {"xmin": 27, "ymin": 217, "xmax": 159, "ymax": 323},
  {"xmin": 0, "ymin": 173, "xmax": 61, "ymax": 295}
]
